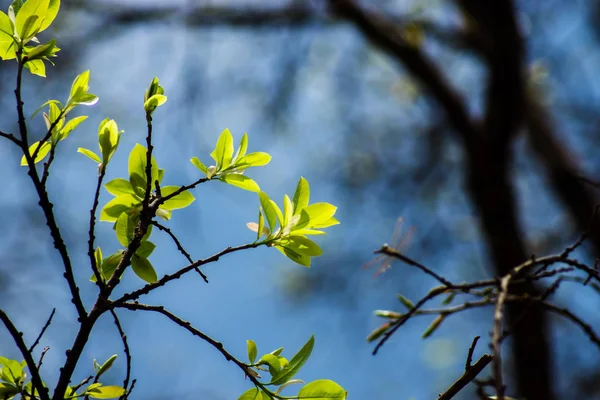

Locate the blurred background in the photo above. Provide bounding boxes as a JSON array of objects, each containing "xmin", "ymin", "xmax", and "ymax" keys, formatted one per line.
[{"xmin": 1, "ymin": 0, "xmax": 600, "ymax": 399}]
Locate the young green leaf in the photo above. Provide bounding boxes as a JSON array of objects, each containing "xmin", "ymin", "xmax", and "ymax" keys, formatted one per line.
[
  {"xmin": 38, "ymin": 0, "xmax": 59, "ymax": 32},
  {"xmin": 69, "ymin": 70, "xmax": 90, "ymax": 102},
  {"xmin": 90, "ymin": 251, "xmax": 124, "ymax": 282},
  {"xmin": 292, "ymin": 177, "xmax": 310, "ymax": 215},
  {"xmin": 94, "ymin": 246, "xmax": 103, "ymax": 271},
  {"xmin": 246, "ymin": 340, "xmax": 257, "ymax": 364},
  {"xmin": 258, "ymin": 192, "xmax": 277, "ymax": 233},
  {"xmin": 24, "ymin": 58, "xmax": 46, "ymax": 77},
  {"xmin": 160, "ymin": 186, "xmax": 195, "ymax": 210},
  {"xmin": 190, "ymin": 157, "xmax": 208, "ymax": 173},
  {"xmin": 279, "ymin": 236, "xmax": 323, "ymax": 257},
  {"xmin": 397, "ymin": 295, "xmax": 415, "ymax": 310},
  {"xmin": 269, "ymin": 335, "xmax": 314, "ymax": 385},
  {"xmin": 238, "ymin": 388, "xmax": 269, "ymax": 400},
  {"xmin": 98, "ymin": 119, "xmax": 121, "ymax": 165},
  {"xmin": 366, "ymin": 322, "xmax": 391, "ymax": 342},
  {"xmin": 95, "ymin": 354, "xmax": 118, "ymax": 378},
  {"xmin": 297, "ymin": 203, "xmax": 337, "ymax": 229},
  {"xmin": 128, "ymin": 143, "xmax": 158, "ymax": 192},
  {"xmin": 20, "ymin": 140, "xmax": 51, "ymax": 165},
  {"xmin": 15, "ymin": 0, "xmax": 49, "ymax": 41},
  {"xmin": 131, "ymin": 255, "xmax": 158, "ymax": 283},
  {"xmin": 283, "ymin": 195, "xmax": 293, "ymax": 227},
  {"xmin": 220, "ymin": 174, "xmax": 260, "ymax": 192},
  {"xmin": 100, "ymin": 194, "xmax": 141, "ymax": 222},
  {"xmin": 0, "ymin": 12, "xmax": 16, "ymax": 61},
  {"xmin": 212, "ymin": 128, "xmax": 234, "ymax": 170},
  {"xmin": 104, "ymin": 178, "xmax": 135, "ymax": 196},
  {"xmin": 115, "ymin": 212, "xmax": 134, "ymax": 247},
  {"xmin": 85, "ymin": 385, "xmax": 126, "ymax": 399},
  {"xmin": 297, "ymin": 379, "xmax": 346, "ymax": 400},
  {"xmin": 136, "ymin": 241, "xmax": 155, "ymax": 259},
  {"xmin": 236, "ymin": 152, "xmax": 271, "ymax": 168},
  {"xmin": 422, "ymin": 314, "xmax": 445, "ymax": 339},
  {"xmin": 77, "ymin": 147, "xmax": 101, "ymax": 163},
  {"xmin": 143, "ymin": 94, "xmax": 167, "ymax": 113},
  {"xmin": 274, "ymin": 245, "xmax": 311, "ymax": 267},
  {"xmin": 233, "ymin": 132, "xmax": 248, "ymax": 162},
  {"xmin": 58, "ymin": 115, "xmax": 87, "ymax": 140},
  {"xmin": 258, "ymin": 354, "xmax": 280, "ymax": 377}
]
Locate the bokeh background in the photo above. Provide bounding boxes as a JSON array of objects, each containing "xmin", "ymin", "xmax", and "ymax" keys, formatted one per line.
[{"xmin": 1, "ymin": 0, "xmax": 600, "ymax": 399}]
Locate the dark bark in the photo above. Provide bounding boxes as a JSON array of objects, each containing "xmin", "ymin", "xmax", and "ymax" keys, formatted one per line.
[{"xmin": 329, "ymin": 1, "xmax": 555, "ymax": 398}]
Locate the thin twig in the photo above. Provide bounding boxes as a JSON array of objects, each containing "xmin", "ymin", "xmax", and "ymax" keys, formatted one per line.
[
  {"xmin": 29, "ymin": 308, "xmax": 56, "ymax": 353},
  {"xmin": 37, "ymin": 346, "xmax": 50, "ymax": 370},
  {"xmin": 151, "ymin": 221, "xmax": 208, "ymax": 282},
  {"xmin": 109, "ymin": 309, "xmax": 132, "ymax": 389},
  {"xmin": 115, "ymin": 242, "xmax": 262, "ymax": 304},
  {"xmin": 377, "ymin": 245, "xmax": 452, "ymax": 287},
  {"xmin": 115, "ymin": 302, "xmax": 280, "ymax": 397},
  {"xmin": 466, "ymin": 336, "xmax": 480, "ymax": 370},
  {"xmin": 437, "ymin": 354, "xmax": 493, "ymax": 400},
  {"xmin": 0, "ymin": 308, "xmax": 49, "ymax": 400},
  {"xmin": 88, "ymin": 169, "xmax": 107, "ymax": 287},
  {"xmin": 0, "ymin": 130, "xmax": 21, "ymax": 145}
]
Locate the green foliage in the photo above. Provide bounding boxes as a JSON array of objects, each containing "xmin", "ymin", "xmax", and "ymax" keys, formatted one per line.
[
  {"xmin": 2, "ymin": 5, "xmax": 346, "ymax": 398},
  {"xmin": 247, "ymin": 177, "xmax": 339, "ymax": 266},
  {"xmin": 191, "ymin": 129, "xmax": 270, "ymax": 192},
  {"xmin": 239, "ymin": 336, "xmax": 346, "ymax": 399}
]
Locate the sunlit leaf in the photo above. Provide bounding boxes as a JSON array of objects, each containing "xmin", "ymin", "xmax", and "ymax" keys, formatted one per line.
[
  {"xmin": 131, "ymin": 255, "xmax": 157, "ymax": 283},
  {"xmin": 160, "ymin": 186, "xmax": 195, "ymax": 210},
  {"xmin": 77, "ymin": 147, "xmax": 101, "ymax": 163},
  {"xmin": 269, "ymin": 335, "xmax": 314, "ymax": 385},
  {"xmin": 247, "ymin": 340, "xmax": 257, "ymax": 364},
  {"xmin": 220, "ymin": 174, "xmax": 260, "ymax": 192},
  {"xmin": 297, "ymin": 380, "xmax": 346, "ymax": 400},
  {"xmin": 20, "ymin": 140, "xmax": 50, "ymax": 165}
]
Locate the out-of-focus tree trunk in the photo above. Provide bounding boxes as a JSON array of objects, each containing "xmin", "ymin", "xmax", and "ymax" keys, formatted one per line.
[{"xmin": 329, "ymin": 1, "xmax": 555, "ymax": 398}]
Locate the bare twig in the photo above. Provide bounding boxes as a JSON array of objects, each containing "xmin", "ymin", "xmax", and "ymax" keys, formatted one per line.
[
  {"xmin": 438, "ymin": 354, "xmax": 493, "ymax": 400},
  {"xmin": 115, "ymin": 242, "xmax": 262, "ymax": 304},
  {"xmin": 151, "ymin": 221, "xmax": 208, "ymax": 283},
  {"xmin": 0, "ymin": 130, "xmax": 21, "ymax": 145},
  {"xmin": 466, "ymin": 336, "xmax": 480, "ymax": 370},
  {"xmin": 29, "ymin": 308, "xmax": 56, "ymax": 353},
  {"xmin": 87, "ymin": 169, "xmax": 107, "ymax": 287},
  {"xmin": 109, "ymin": 309, "xmax": 132, "ymax": 390},
  {"xmin": 377, "ymin": 245, "xmax": 452, "ymax": 287},
  {"xmin": 0, "ymin": 308, "xmax": 49, "ymax": 400}
]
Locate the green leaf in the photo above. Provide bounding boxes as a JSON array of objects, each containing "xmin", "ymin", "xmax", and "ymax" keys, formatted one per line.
[
  {"xmin": 220, "ymin": 174, "xmax": 260, "ymax": 192},
  {"xmin": 96, "ymin": 354, "xmax": 117, "ymax": 378},
  {"xmin": 24, "ymin": 58, "xmax": 46, "ymax": 77},
  {"xmin": 246, "ymin": 340, "xmax": 257, "ymax": 364},
  {"xmin": 15, "ymin": 0, "xmax": 49, "ymax": 41},
  {"xmin": 160, "ymin": 186, "xmax": 195, "ymax": 210},
  {"xmin": 292, "ymin": 177, "xmax": 310, "ymax": 215},
  {"xmin": 100, "ymin": 194, "xmax": 141, "ymax": 222},
  {"xmin": 270, "ymin": 199, "xmax": 283, "ymax": 227},
  {"xmin": 98, "ymin": 119, "xmax": 121, "ymax": 165},
  {"xmin": 71, "ymin": 93, "xmax": 98, "ymax": 106},
  {"xmin": 136, "ymin": 241, "xmax": 155, "ymax": 258},
  {"xmin": 289, "ymin": 229, "xmax": 326, "ymax": 236},
  {"xmin": 238, "ymin": 388, "xmax": 269, "ymax": 400},
  {"xmin": 297, "ymin": 380, "xmax": 346, "ymax": 400},
  {"xmin": 85, "ymin": 385, "xmax": 126, "ymax": 399},
  {"xmin": 69, "ymin": 70, "xmax": 90, "ymax": 102},
  {"xmin": 128, "ymin": 143, "xmax": 158, "ymax": 193},
  {"xmin": 38, "ymin": 0, "xmax": 59, "ymax": 32},
  {"xmin": 190, "ymin": 157, "xmax": 208, "ymax": 173},
  {"xmin": 297, "ymin": 203, "xmax": 337, "ymax": 229},
  {"xmin": 77, "ymin": 147, "xmax": 101, "ymax": 163},
  {"xmin": 397, "ymin": 294, "xmax": 415, "ymax": 310},
  {"xmin": 258, "ymin": 354, "xmax": 280, "ymax": 377},
  {"xmin": 422, "ymin": 314, "xmax": 445, "ymax": 339},
  {"xmin": 212, "ymin": 128, "xmax": 234, "ymax": 170},
  {"xmin": 58, "ymin": 115, "xmax": 87, "ymax": 140},
  {"xmin": 0, "ymin": 382, "xmax": 20, "ymax": 397},
  {"xmin": 233, "ymin": 132, "xmax": 248, "ymax": 162},
  {"xmin": 115, "ymin": 212, "xmax": 134, "ymax": 247},
  {"xmin": 279, "ymin": 236, "xmax": 323, "ymax": 257},
  {"xmin": 269, "ymin": 335, "xmax": 314, "ymax": 385},
  {"xmin": 25, "ymin": 38, "xmax": 56, "ymax": 60},
  {"xmin": 20, "ymin": 140, "xmax": 50, "ymax": 165},
  {"xmin": 283, "ymin": 195, "xmax": 293, "ymax": 227},
  {"xmin": 0, "ymin": 357, "xmax": 23, "ymax": 385},
  {"xmin": 366, "ymin": 322, "xmax": 391, "ymax": 342},
  {"xmin": 131, "ymin": 255, "xmax": 158, "ymax": 283},
  {"xmin": 236, "ymin": 152, "xmax": 271, "ymax": 168},
  {"xmin": 104, "ymin": 178, "xmax": 135, "ymax": 196},
  {"xmin": 97, "ymin": 251, "xmax": 124, "ymax": 281},
  {"xmin": 258, "ymin": 192, "xmax": 277, "ymax": 233},
  {"xmin": 0, "ymin": 11, "xmax": 16, "ymax": 61},
  {"xmin": 274, "ymin": 245, "xmax": 311, "ymax": 267},
  {"xmin": 270, "ymin": 347, "xmax": 284, "ymax": 357},
  {"xmin": 156, "ymin": 208, "xmax": 172, "ymax": 221},
  {"xmin": 94, "ymin": 246, "xmax": 103, "ymax": 271},
  {"xmin": 311, "ymin": 216, "xmax": 340, "ymax": 229},
  {"xmin": 143, "ymin": 94, "xmax": 167, "ymax": 113},
  {"xmin": 257, "ymin": 210, "xmax": 267, "ymax": 239}
]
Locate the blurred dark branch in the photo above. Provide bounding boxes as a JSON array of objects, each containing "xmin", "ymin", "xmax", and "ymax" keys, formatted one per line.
[
  {"xmin": 72, "ymin": 2, "xmax": 316, "ymax": 27},
  {"xmin": 526, "ymin": 98, "xmax": 600, "ymax": 256},
  {"xmin": 328, "ymin": 0, "xmax": 477, "ymax": 153}
]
